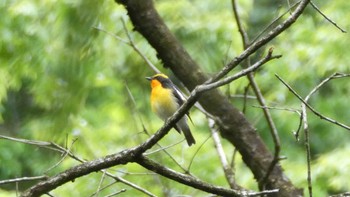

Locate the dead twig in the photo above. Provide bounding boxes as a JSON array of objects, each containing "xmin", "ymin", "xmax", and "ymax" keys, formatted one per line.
[
  {"xmin": 310, "ymin": 1, "xmax": 346, "ymax": 33},
  {"xmin": 275, "ymin": 74, "xmax": 350, "ymax": 131},
  {"xmin": 209, "ymin": 119, "xmax": 240, "ymax": 190}
]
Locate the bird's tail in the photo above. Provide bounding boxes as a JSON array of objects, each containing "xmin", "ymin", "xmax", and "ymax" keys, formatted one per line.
[
  {"xmin": 182, "ymin": 127, "xmax": 196, "ymax": 146},
  {"xmin": 176, "ymin": 118, "xmax": 196, "ymax": 146}
]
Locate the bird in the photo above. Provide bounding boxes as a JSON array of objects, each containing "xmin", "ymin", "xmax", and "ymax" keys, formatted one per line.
[{"xmin": 146, "ymin": 73, "xmax": 196, "ymax": 146}]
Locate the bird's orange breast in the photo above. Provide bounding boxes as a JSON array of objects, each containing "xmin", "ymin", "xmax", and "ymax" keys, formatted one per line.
[{"xmin": 150, "ymin": 84, "xmax": 178, "ymax": 120}]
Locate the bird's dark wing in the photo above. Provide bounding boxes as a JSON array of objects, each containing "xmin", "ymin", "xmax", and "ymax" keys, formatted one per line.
[{"xmin": 171, "ymin": 84, "xmax": 193, "ymax": 124}]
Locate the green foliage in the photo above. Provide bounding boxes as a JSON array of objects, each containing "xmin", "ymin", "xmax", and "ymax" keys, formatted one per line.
[{"xmin": 1, "ymin": 0, "xmax": 350, "ymax": 196}]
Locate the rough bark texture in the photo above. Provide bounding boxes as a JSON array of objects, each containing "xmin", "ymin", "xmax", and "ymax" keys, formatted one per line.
[{"xmin": 117, "ymin": 0, "xmax": 305, "ymax": 196}]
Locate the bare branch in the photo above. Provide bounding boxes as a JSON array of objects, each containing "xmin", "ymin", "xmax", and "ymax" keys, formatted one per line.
[
  {"xmin": 88, "ymin": 181, "xmax": 118, "ymax": 197},
  {"xmin": 120, "ymin": 18, "xmax": 161, "ymax": 73},
  {"xmin": 250, "ymin": 1, "xmax": 301, "ymax": 44},
  {"xmin": 0, "ymin": 135, "xmax": 62, "ymax": 153},
  {"xmin": 301, "ymin": 101, "xmax": 313, "ymax": 197},
  {"xmin": 187, "ymin": 134, "xmax": 211, "ymax": 172},
  {"xmin": 93, "ymin": 22, "xmax": 160, "ymax": 74},
  {"xmin": 1, "ymin": 134, "xmax": 155, "ymax": 197},
  {"xmin": 310, "ymin": 1, "xmax": 347, "ymax": 33},
  {"xmin": 329, "ymin": 192, "xmax": 350, "ymax": 197},
  {"xmin": 200, "ymin": 48, "xmax": 281, "ymax": 92},
  {"xmin": 209, "ymin": 119, "xmax": 239, "ymax": 190},
  {"xmin": 136, "ymin": 155, "xmax": 279, "ymax": 197},
  {"xmin": 300, "ymin": 72, "xmax": 350, "ymax": 197},
  {"xmin": 104, "ymin": 189, "xmax": 127, "ymax": 197},
  {"xmin": 232, "ymin": 0, "xmax": 249, "ymax": 48},
  {"xmin": 95, "ymin": 170, "xmax": 107, "ymax": 197},
  {"xmin": 232, "ymin": 0, "xmax": 282, "ymax": 184},
  {"xmin": 275, "ymin": 74, "xmax": 350, "ymax": 131},
  {"xmin": 0, "ymin": 176, "xmax": 48, "ymax": 185},
  {"xmin": 209, "ymin": 0, "xmax": 310, "ymax": 83}
]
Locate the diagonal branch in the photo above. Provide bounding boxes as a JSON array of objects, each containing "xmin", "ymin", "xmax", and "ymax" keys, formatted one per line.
[
  {"xmin": 301, "ymin": 72, "xmax": 350, "ymax": 197},
  {"xmin": 209, "ymin": 119, "xmax": 240, "ymax": 190},
  {"xmin": 135, "ymin": 155, "xmax": 279, "ymax": 197},
  {"xmin": 275, "ymin": 74, "xmax": 350, "ymax": 131},
  {"xmin": 0, "ymin": 176, "xmax": 48, "ymax": 185},
  {"xmin": 209, "ymin": 0, "xmax": 311, "ymax": 83},
  {"xmin": 310, "ymin": 1, "xmax": 346, "ymax": 33}
]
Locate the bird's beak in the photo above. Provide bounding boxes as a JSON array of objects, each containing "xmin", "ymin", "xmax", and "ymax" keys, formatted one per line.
[{"xmin": 145, "ymin": 77, "xmax": 152, "ymax": 81}]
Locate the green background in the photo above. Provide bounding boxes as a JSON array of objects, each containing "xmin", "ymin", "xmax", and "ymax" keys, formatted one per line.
[{"xmin": 1, "ymin": 0, "xmax": 349, "ymax": 196}]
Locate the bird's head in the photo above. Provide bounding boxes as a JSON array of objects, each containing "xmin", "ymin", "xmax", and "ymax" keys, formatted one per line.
[{"xmin": 146, "ymin": 73, "xmax": 172, "ymax": 88}]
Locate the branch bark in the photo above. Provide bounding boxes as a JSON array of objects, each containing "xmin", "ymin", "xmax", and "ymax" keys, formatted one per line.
[{"xmin": 117, "ymin": 0, "xmax": 309, "ymax": 196}]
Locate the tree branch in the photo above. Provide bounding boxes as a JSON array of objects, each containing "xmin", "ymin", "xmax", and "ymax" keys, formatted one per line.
[
  {"xmin": 232, "ymin": 1, "xmax": 281, "ymax": 187},
  {"xmin": 0, "ymin": 176, "xmax": 48, "ymax": 185},
  {"xmin": 116, "ymin": 0, "xmax": 309, "ymax": 195},
  {"xmin": 209, "ymin": 119, "xmax": 239, "ymax": 190},
  {"xmin": 135, "ymin": 155, "xmax": 279, "ymax": 197},
  {"xmin": 275, "ymin": 74, "xmax": 350, "ymax": 131},
  {"xmin": 310, "ymin": 1, "xmax": 346, "ymax": 33}
]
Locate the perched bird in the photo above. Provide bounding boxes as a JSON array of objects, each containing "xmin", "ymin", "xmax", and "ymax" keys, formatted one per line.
[{"xmin": 146, "ymin": 73, "xmax": 196, "ymax": 146}]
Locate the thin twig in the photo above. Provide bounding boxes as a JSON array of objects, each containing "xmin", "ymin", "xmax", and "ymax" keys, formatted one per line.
[
  {"xmin": 310, "ymin": 1, "xmax": 347, "ymax": 33},
  {"xmin": 0, "ymin": 176, "xmax": 48, "ymax": 185},
  {"xmin": 252, "ymin": 105, "xmax": 304, "ymax": 140},
  {"xmin": 93, "ymin": 21, "xmax": 160, "ymax": 74},
  {"xmin": 104, "ymin": 189, "xmax": 127, "ymax": 197},
  {"xmin": 286, "ymin": 0, "xmax": 292, "ymax": 14},
  {"xmin": 305, "ymin": 73, "xmax": 350, "ymax": 101},
  {"xmin": 209, "ymin": 119, "xmax": 239, "ymax": 190},
  {"xmin": 95, "ymin": 170, "xmax": 107, "ymax": 197},
  {"xmin": 277, "ymin": 73, "xmax": 350, "ymax": 197},
  {"xmin": 144, "ymin": 140, "xmax": 183, "ymax": 155},
  {"xmin": 44, "ymin": 139, "xmax": 78, "ymax": 173},
  {"xmin": 252, "ymin": 105, "xmax": 301, "ymax": 114},
  {"xmin": 124, "ymin": 82, "xmax": 148, "ymax": 134},
  {"xmin": 301, "ymin": 101, "xmax": 312, "ymax": 197},
  {"xmin": 187, "ymin": 134, "xmax": 211, "ymax": 172},
  {"xmin": 121, "ymin": 18, "xmax": 160, "ymax": 73},
  {"xmin": 275, "ymin": 74, "xmax": 350, "ymax": 131},
  {"xmin": 202, "ymin": 48, "xmax": 281, "ymax": 91},
  {"xmin": 232, "ymin": 0, "xmax": 249, "ymax": 48},
  {"xmin": 249, "ymin": 71, "xmax": 281, "ymax": 187},
  {"xmin": 88, "ymin": 181, "xmax": 118, "ymax": 197},
  {"xmin": 226, "ymin": 0, "xmax": 283, "ymax": 182},
  {"xmin": 294, "ymin": 73, "xmax": 350, "ymax": 138},
  {"xmin": 1, "ymin": 135, "xmax": 156, "ymax": 197},
  {"xmin": 329, "ymin": 192, "xmax": 350, "ymax": 197},
  {"xmin": 0, "ymin": 135, "xmax": 62, "ymax": 153},
  {"xmin": 250, "ymin": 1, "xmax": 301, "ymax": 44},
  {"xmin": 301, "ymin": 72, "xmax": 350, "ymax": 197},
  {"xmin": 230, "ymin": 149, "xmax": 238, "ymax": 173},
  {"xmin": 137, "ymin": 155, "xmax": 279, "ymax": 197}
]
